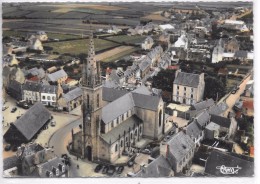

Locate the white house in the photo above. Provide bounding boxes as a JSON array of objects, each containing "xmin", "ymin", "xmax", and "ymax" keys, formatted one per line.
[{"xmin": 141, "ymin": 36, "xmax": 154, "ymax": 50}]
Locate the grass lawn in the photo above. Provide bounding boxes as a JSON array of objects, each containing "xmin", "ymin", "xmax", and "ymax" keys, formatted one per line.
[
  {"xmin": 102, "ymin": 47, "xmax": 139, "ymax": 62},
  {"xmin": 106, "ymin": 35, "xmax": 146, "ymax": 44},
  {"xmin": 44, "ymin": 38, "xmax": 120, "ymax": 55},
  {"xmin": 46, "ymin": 32, "xmax": 82, "ymax": 40},
  {"xmin": 3, "ymin": 30, "xmax": 28, "ymax": 38}
]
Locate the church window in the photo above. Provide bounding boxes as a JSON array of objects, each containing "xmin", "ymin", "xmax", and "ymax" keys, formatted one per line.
[
  {"xmin": 87, "ymin": 95, "xmax": 90, "ymax": 108},
  {"xmin": 115, "ymin": 144, "xmax": 118, "ymax": 152},
  {"xmin": 121, "ymin": 140, "xmax": 123, "ymax": 147},
  {"xmin": 191, "ymin": 94, "xmax": 193, "ymax": 98},
  {"xmin": 97, "ymin": 94, "xmax": 100, "ymax": 108},
  {"xmin": 139, "ymin": 126, "xmax": 142, "ymax": 134},
  {"xmin": 159, "ymin": 110, "xmax": 162, "ymax": 127},
  {"xmin": 130, "ymin": 133, "xmax": 133, "ymax": 140},
  {"xmin": 42, "ymin": 95, "xmax": 46, "ymax": 100},
  {"xmin": 177, "ymin": 86, "xmax": 179, "ymax": 90}
]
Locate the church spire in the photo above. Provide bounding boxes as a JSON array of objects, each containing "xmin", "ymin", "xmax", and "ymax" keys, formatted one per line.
[{"xmin": 82, "ymin": 28, "xmax": 101, "ymax": 88}]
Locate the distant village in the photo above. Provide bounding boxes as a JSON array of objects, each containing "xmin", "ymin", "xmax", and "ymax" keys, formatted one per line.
[{"xmin": 2, "ymin": 2, "xmax": 254, "ymax": 178}]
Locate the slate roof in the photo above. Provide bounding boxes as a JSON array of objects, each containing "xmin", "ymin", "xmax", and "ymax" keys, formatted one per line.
[
  {"xmin": 205, "ymin": 150, "xmax": 254, "ymax": 177},
  {"xmin": 139, "ymin": 57, "xmax": 151, "ymax": 71},
  {"xmin": 208, "ymin": 102, "xmax": 228, "ymax": 115},
  {"xmin": 26, "ymin": 67, "xmax": 45, "ymax": 79},
  {"xmin": 3, "ymin": 156, "xmax": 19, "ymax": 171},
  {"xmin": 134, "ymin": 155, "xmax": 173, "ymax": 177},
  {"xmin": 102, "ymin": 87, "xmax": 128, "ymax": 102},
  {"xmin": 234, "ymin": 50, "xmax": 248, "ymax": 58},
  {"xmin": 102, "ymin": 93, "xmax": 135, "ymax": 124},
  {"xmin": 47, "ymin": 69, "xmax": 67, "ymax": 82},
  {"xmin": 167, "ymin": 131, "xmax": 195, "ymax": 162},
  {"xmin": 23, "ymin": 81, "xmax": 42, "ymax": 92},
  {"xmin": 11, "ymin": 102, "xmax": 51, "ymax": 141},
  {"xmin": 186, "ymin": 121, "xmax": 202, "ymax": 139},
  {"xmin": 205, "ymin": 122, "xmax": 220, "ymax": 131},
  {"xmin": 190, "ymin": 99, "xmax": 215, "ymax": 111},
  {"xmin": 37, "ymin": 157, "xmax": 66, "ymax": 178},
  {"xmin": 41, "ymin": 84, "xmax": 57, "ymax": 94},
  {"xmin": 173, "ymin": 71, "xmax": 201, "ymax": 88},
  {"xmin": 62, "ymin": 87, "xmax": 82, "ymax": 102},
  {"xmin": 100, "ymin": 115, "xmax": 142, "ymax": 144},
  {"xmin": 210, "ymin": 114, "xmax": 231, "ymax": 128},
  {"xmin": 194, "ymin": 110, "xmax": 210, "ymax": 128},
  {"xmin": 102, "ymin": 86, "xmax": 161, "ymax": 124}
]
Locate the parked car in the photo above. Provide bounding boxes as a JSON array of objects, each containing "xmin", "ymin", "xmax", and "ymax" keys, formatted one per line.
[
  {"xmin": 11, "ymin": 107, "xmax": 17, "ymax": 113},
  {"xmin": 116, "ymin": 166, "xmax": 124, "ymax": 174},
  {"xmin": 141, "ymin": 149, "xmax": 151, "ymax": 155},
  {"xmin": 127, "ymin": 160, "xmax": 134, "ymax": 167},
  {"xmin": 94, "ymin": 164, "xmax": 103, "ymax": 173},
  {"xmin": 102, "ymin": 165, "xmax": 109, "ymax": 174},
  {"xmin": 107, "ymin": 165, "xmax": 116, "ymax": 176},
  {"xmin": 16, "ymin": 100, "xmax": 29, "ymax": 109},
  {"xmin": 2, "ymin": 106, "xmax": 8, "ymax": 111},
  {"xmin": 50, "ymin": 120, "xmax": 56, "ymax": 127},
  {"xmin": 4, "ymin": 144, "xmax": 11, "ymax": 151}
]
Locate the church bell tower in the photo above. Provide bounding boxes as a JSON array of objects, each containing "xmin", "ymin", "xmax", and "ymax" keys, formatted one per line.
[{"xmin": 81, "ymin": 30, "xmax": 102, "ymax": 161}]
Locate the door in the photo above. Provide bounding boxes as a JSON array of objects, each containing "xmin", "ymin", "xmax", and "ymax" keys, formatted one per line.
[{"xmin": 86, "ymin": 146, "xmax": 92, "ymax": 161}]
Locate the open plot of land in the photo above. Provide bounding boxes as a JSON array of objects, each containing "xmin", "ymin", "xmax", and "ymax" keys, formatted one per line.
[
  {"xmin": 96, "ymin": 46, "xmax": 134, "ymax": 61},
  {"xmin": 141, "ymin": 12, "xmax": 170, "ymax": 21},
  {"xmin": 44, "ymin": 39, "xmax": 119, "ymax": 55},
  {"xmin": 101, "ymin": 47, "xmax": 139, "ymax": 62},
  {"xmin": 105, "ymin": 35, "xmax": 146, "ymax": 44}
]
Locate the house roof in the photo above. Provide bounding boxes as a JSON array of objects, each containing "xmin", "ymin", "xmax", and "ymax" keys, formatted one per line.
[
  {"xmin": 206, "ymin": 122, "xmax": 220, "ymax": 131},
  {"xmin": 194, "ymin": 110, "xmax": 210, "ymax": 127},
  {"xmin": 190, "ymin": 98, "xmax": 215, "ymax": 111},
  {"xmin": 139, "ymin": 57, "xmax": 151, "ymax": 71},
  {"xmin": 63, "ymin": 87, "xmax": 82, "ymax": 102},
  {"xmin": 186, "ymin": 121, "xmax": 202, "ymax": 139},
  {"xmin": 131, "ymin": 92, "xmax": 161, "ymax": 111},
  {"xmin": 100, "ymin": 115, "xmax": 142, "ymax": 144},
  {"xmin": 12, "ymin": 102, "xmax": 51, "ymax": 141},
  {"xmin": 40, "ymin": 84, "xmax": 57, "ymax": 94},
  {"xmin": 205, "ymin": 150, "xmax": 254, "ymax": 177},
  {"xmin": 167, "ymin": 131, "xmax": 195, "ymax": 162},
  {"xmin": 3, "ymin": 156, "xmax": 19, "ymax": 171},
  {"xmin": 37, "ymin": 157, "xmax": 66, "ymax": 178},
  {"xmin": 210, "ymin": 114, "xmax": 231, "ymax": 128},
  {"xmin": 134, "ymin": 155, "xmax": 173, "ymax": 177},
  {"xmin": 208, "ymin": 102, "xmax": 228, "ymax": 115},
  {"xmin": 47, "ymin": 69, "xmax": 67, "ymax": 82},
  {"xmin": 173, "ymin": 71, "xmax": 201, "ymax": 88},
  {"xmin": 26, "ymin": 67, "xmax": 45, "ymax": 79},
  {"xmin": 234, "ymin": 50, "xmax": 248, "ymax": 58},
  {"xmin": 23, "ymin": 81, "xmax": 42, "ymax": 92}
]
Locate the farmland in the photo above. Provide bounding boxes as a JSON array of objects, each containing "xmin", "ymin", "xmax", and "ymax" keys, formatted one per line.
[
  {"xmin": 43, "ymin": 39, "xmax": 120, "ymax": 55},
  {"xmin": 105, "ymin": 35, "xmax": 146, "ymax": 45}
]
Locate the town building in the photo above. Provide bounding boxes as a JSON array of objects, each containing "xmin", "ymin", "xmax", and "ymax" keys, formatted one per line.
[
  {"xmin": 47, "ymin": 69, "xmax": 68, "ymax": 84},
  {"xmin": 28, "ymin": 38, "xmax": 44, "ymax": 51},
  {"xmin": 4, "ymin": 102, "xmax": 51, "ymax": 145},
  {"xmin": 22, "ymin": 81, "xmax": 42, "ymax": 104},
  {"xmin": 58, "ymin": 87, "xmax": 83, "ymax": 111},
  {"xmin": 70, "ymin": 33, "xmax": 166, "ymax": 163},
  {"xmin": 141, "ymin": 36, "xmax": 154, "ymax": 50},
  {"xmin": 173, "ymin": 70, "xmax": 205, "ymax": 105},
  {"xmin": 3, "ymin": 143, "xmax": 67, "ymax": 177}
]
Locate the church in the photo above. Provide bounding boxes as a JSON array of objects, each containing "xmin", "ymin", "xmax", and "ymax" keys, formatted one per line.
[{"xmin": 71, "ymin": 32, "xmax": 166, "ymax": 163}]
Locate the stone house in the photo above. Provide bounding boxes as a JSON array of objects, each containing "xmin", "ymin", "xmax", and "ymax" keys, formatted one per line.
[
  {"xmin": 166, "ymin": 131, "xmax": 196, "ymax": 173},
  {"xmin": 22, "ymin": 81, "xmax": 42, "ymax": 104},
  {"xmin": 58, "ymin": 87, "xmax": 83, "ymax": 111},
  {"xmin": 47, "ymin": 69, "xmax": 68, "ymax": 85},
  {"xmin": 225, "ymin": 37, "xmax": 240, "ymax": 53},
  {"xmin": 172, "ymin": 70, "xmax": 205, "ymax": 105},
  {"xmin": 40, "ymin": 84, "xmax": 59, "ymax": 107},
  {"xmin": 28, "ymin": 38, "xmax": 43, "ymax": 51}
]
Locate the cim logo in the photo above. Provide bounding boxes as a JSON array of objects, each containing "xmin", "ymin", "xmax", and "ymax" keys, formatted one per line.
[{"xmin": 216, "ymin": 165, "xmax": 242, "ymax": 175}]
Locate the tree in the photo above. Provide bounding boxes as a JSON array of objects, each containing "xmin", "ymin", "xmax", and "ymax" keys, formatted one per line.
[
  {"xmin": 152, "ymin": 69, "xmax": 176, "ymax": 92},
  {"xmin": 204, "ymin": 76, "xmax": 226, "ymax": 101}
]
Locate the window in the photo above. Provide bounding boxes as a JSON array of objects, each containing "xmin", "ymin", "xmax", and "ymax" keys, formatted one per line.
[
  {"xmin": 52, "ymin": 96, "xmax": 55, "ymax": 101},
  {"xmin": 139, "ymin": 126, "xmax": 142, "ymax": 134},
  {"xmin": 130, "ymin": 133, "xmax": 133, "ymax": 140},
  {"xmin": 125, "ymin": 137, "xmax": 128, "ymax": 142},
  {"xmin": 177, "ymin": 91, "xmax": 179, "ymax": 95},
  {"xmin": 87, "ymin": 95, "xmax": 90, "ymax": 108},
  {"xmin": 117, "ymin": 118, "xmax": 119, "ymax": 125},
  {"xmin": 159, "ymin": 110, "xmax": 162, "ymax": 127},
  {"xmin": 111, "ymin": 122, "xmax": 114, "ymax": 128},
  {"xmin": 191, "ymin": 88, "xmax": 193, "ymax": 92},
  {"xmin": 115, "ymin": 144, "xmax": 118, "ymax": 152},
  {"xmin": 97, "ymin": 94, "xmax": 100, "ymax": 108},
  {"xmin": 184, "ymin": 87, "xmax": 186, "ymax": 91},
  {"xmin": 177, "ymin": 86, "xmax": 179, "ymax": 90},
  {"xmin": 121, "ymin": 140, "xmax": 123, "ymax": 147},
  {"xmin": 47, "ymin": 96, "xmax": 51, "ymax": 100},
  {"xmin": 191, "ymin": 94, "xmax": 193, "ymax": 98}
]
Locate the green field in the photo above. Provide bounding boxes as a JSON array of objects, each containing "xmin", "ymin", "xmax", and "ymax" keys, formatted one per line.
[
  {"xmin": 102, "ymin": 47, "xmax": 139, "ymax": 62},
  {"xmin": 106, "ymin": 35, "xmax": 146, "ymax": 44},
  {"xmin": 44, "ymin": 38, "xmax": 120, "ymax": 55}
]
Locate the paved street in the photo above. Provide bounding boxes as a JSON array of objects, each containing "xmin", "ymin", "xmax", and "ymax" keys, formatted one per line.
[{"xmin": 221, "ymin": 73, "xmax": 252, "ymax": 117}]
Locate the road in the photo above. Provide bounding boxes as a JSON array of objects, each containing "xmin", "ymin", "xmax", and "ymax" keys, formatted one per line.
[
  {"xmin": 48, "ymin": 118, "xmax": 81, "ymax": 157},
  {"xmin": 222, "ymin": 73, "xmax": 252, "ymax": 117}
]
